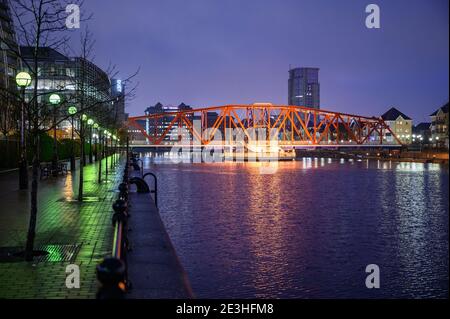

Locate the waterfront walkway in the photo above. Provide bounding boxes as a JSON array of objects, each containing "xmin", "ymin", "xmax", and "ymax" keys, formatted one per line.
[
  {"xmin": 126, "ymin": 185, "xmax": 193, "ymax": 298},
  {"xmin": 0, "ymin": 156, "xmax": 122, "ymax": 299}
]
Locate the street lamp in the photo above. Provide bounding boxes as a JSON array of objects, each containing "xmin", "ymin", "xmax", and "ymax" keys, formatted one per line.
[
  {"xmin": 80, "ymin": 114, "xmax": 88, "ymax": 166},
  {"xmin": 16, "ymin": 71, "xmax": 32, "ymax": 190},
  {"xmin": 87, "ymin": 118, "xmax": 94, "ymax": 164},
  {"xmin": 68, "ymin": 106, "xmax": 77, "ymax": 171},
  {"xmin": 49, "ymin": 93, "xmax": 61, "ymax": 105},
  {"xmin": 97, "ymin": 125, "xmax": 103, "ymax": 183},
  {"xmin": 103, "ymin": 130, "xmax": 110, "ymax": 178},
  {"xmin": 49, "ymin": 93, "xmax": 61, "ymax": 175},
  {"xmin": 93, "ymin": 123, "xmax": 99, "ymax": 160}
]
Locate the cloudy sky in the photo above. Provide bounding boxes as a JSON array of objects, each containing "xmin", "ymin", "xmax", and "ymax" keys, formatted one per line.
[{"xmin": 81, "ymin": 0, "xmax": 448, "ymax": 122}]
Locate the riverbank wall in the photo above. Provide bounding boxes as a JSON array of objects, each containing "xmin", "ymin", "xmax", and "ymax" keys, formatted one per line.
[{"xmin": 126, "ymin": 170, "xmax": 194, "ymax": 298}]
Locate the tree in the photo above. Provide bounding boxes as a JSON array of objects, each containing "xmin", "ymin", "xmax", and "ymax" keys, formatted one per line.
[
  {"xmin": 4, "ymin": 0, "xmax": 88, "ymax": 261},
  {"xmin": 3, "ymin": 0, "xmax": 137, "ymax": 261},
  {"xmin": 68, "ymin": 29, "xmax": 137, "ymax": 200}
]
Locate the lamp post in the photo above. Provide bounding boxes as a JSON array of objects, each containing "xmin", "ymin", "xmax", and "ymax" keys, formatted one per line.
[
  {"xmin": 68, "ymin": 106, "xmax": 77, "ymax": 171},
  {"xmin": 16, "ymin": 72, "xmax": 32, "ymax": 190},
  {"xmin": 49, "ymin": 93, "xmax": 61, "ymax": 175},
  {"xmin": 87, "ymin": 118, "xmax": 94, "ymax": 164},
  {"xmin": 104, "ymin": 130, "xmax": 109, "ymax": 179},
  {"xmin": 97, "ymin": 126, "xmax": 103, "ymax": 183},
  {"xmin": 112, "ymin": 134, "xmax": 117, "ymax": 167},
  {"xmin": 81, "ymin": 114, "xmax": 88, "ymax": 166},
  {"xmin": 110, "ymin": 133, "xmax": 114, "ymax": 169}
]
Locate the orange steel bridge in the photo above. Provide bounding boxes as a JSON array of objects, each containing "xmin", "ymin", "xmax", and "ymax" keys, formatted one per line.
[{"xmin": 126, "ymin": 104, "xmax": 402, "ymax": 148}]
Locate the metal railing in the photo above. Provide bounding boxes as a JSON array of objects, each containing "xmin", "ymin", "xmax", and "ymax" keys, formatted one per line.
[
  {"xmin": 130, "ymin": 153, "xmax": 158, "ymax": 208},
  {"xmin": 96, "ymin": 143, "xmax": 159, "ymax": 299},
  {"xmin": 143, "ymin": 172, "xmax": 158, "ymax": 208}
]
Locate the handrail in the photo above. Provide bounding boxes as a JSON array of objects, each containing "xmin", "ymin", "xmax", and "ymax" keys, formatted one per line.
[
  {"xmin": 136, "ymin": 159, "xmax": 144, "ymax": 177},
  {"xmin": 143, "ymin": 172, "xmax": 158, "ymax": 208},
  {"xmin": 96, "ymin": 161, "xmax": 130, "ymax": 299},
  {"xmin": 111, "ymin": 221, "xmax": 123, "ymax": 259}
]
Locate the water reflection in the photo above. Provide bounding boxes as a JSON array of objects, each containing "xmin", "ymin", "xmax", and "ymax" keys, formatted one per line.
[{"xmin": 142, "ymin": 154, "xmax": 449, "ymax": 298}]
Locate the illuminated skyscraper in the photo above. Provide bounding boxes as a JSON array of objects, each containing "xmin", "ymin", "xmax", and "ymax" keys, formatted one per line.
[{"xmin": 288, "ymin": 67, "xmax": 320, "ymax": 109}]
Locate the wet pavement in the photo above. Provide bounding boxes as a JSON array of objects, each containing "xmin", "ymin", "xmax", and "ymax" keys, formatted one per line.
[{"xmin": 0, "ymin": 156, "xmax": 122, "ymax": 299}]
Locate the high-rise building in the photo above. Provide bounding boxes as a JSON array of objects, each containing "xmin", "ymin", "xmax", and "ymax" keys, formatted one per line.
[
  {"xmin": 111, "ymin": 78, "xmax": 126, "ymax": 125},
  {"xmin": 288, "ymin": 67, "xmax": 320, "ymax": 109},
  {"xmin": 0, "ymin": 0, "xmax": 21, "ymax": 123}
]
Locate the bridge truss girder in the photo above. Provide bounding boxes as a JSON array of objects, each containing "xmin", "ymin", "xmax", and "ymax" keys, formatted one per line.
[{"xmin": 127, "ymin": 105, "xmax": 402, "ymax": 146}]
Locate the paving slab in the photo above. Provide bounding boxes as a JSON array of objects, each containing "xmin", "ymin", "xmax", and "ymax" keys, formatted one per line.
[{"xmin": 0, "ymin": 156, "xmax": 122, "ymax": 299}]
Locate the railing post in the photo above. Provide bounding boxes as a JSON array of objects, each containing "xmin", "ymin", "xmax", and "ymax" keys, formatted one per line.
[
  {"xmin": 143, "ymin": 172, "xmax": 158, "ymax": 208},
  {"xmin": 96, "ymin": 257, "xmax": 126, "ymax": 299}
]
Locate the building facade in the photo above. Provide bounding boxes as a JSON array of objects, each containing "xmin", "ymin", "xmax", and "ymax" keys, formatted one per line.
[
  {"xmin": 430, "ymin": 102, "xmax": 449, "ymax": 149},
  {"xmin": 412, "ymin": 122, "xmax": 431, "ymax": 145},
  {"xmin": 0, "ymin": 0, "xmax": 20, "ymax": 91},
  {"xmin": 288, "ymin": 67, "xmax": 320, "ymax": 109},
  {"xmin": 0, "ymin": 0, "xmax": 21, "ymax": 137},
  {"xmin": 111, "ymin": 78, "xmax": 126, "ymax": 125},
  {"xmin": 142, "ymin": 102, "xmax": 193, "ymax": 144},
  {"xmin": 381, "ymin": 107, "xmax": 413, "ymax": 144},
  {"xmin": 20, "ymin": 47, "xmax": 122, "ymax": 137},
  {"xmin": 127, "ymin": 106, "xmax": 220, "ymax": 145}
]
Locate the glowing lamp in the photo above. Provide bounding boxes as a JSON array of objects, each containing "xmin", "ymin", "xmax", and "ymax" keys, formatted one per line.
[
  {"xmin": 16, "ymin": 72, "xmax": 32, "ymax": 87},
  {"xmin": 49, "ymin": 94, "xmax": 61, "ymax": 105}
]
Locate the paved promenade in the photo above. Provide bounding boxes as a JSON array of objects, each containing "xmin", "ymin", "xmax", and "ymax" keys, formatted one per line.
[{"xmin": 0, "ymin": 156, "xmax": 122, "ymax": 299}]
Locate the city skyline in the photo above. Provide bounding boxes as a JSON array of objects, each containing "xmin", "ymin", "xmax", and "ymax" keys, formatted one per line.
[
  {"xmin": 0, "ymin": 0, "xmax": 448, "ymax": 303},
  {"xmin": 80, "ymin": 0, "xmax": 448, "ymax": 122}
]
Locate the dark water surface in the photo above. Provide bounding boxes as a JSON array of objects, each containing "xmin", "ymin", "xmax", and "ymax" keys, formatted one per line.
[{"xmin": 142, "ymin": 155, "xmax": 448, "ymax": 298}]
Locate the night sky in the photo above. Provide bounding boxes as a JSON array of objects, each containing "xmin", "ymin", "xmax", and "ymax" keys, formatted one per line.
[{"xmin": 80, "ymin": 0, "xmax": 448, "ymax": 122}]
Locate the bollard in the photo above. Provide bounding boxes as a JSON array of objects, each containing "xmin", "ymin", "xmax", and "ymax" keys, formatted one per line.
[
  {"xmin": 118, "ymin": 182, "xmax": 128, "ymax": 193},
  {"xmin": 112, "ymin": 199, "xmax": 128, "ymax": 224},
  {"xmin": 118, "ymin": 182, "xmax": 128, "ymax": 201},
  {"xmin": 96, "ymin": 257, "xmax": 126, "ymax": 299}
]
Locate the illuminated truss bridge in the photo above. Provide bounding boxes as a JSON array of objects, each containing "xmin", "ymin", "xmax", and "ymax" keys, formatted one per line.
[{"xmin": 126, "ymin": 103, "xmax": 402, "ymax": 148}]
